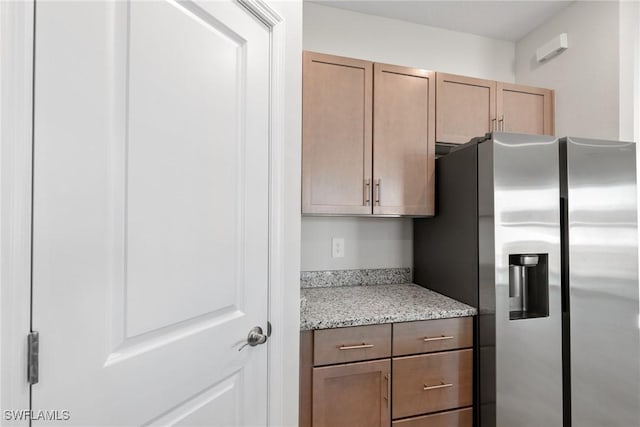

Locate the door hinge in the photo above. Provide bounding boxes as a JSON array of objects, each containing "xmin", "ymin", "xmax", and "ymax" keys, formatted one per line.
[{"xmin": 27, "ymin": 331, "xmax": 39, "ymax": 385}]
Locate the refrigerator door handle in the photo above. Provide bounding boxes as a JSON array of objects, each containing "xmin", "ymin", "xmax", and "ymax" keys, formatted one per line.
[{"xmin": 560, "ymin": 196, "xmax": 570, "ymax": 315}]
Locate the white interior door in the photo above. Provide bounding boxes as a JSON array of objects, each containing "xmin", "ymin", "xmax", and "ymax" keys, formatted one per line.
[{"xmin": 31, "ymin": 1, "xmax": 271, "ymax": 425}]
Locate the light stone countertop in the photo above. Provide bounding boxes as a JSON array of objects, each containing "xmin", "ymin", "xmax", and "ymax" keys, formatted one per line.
[{"xmin": 300, "ymin": 283, "xmax": 477, "ymax": 331}]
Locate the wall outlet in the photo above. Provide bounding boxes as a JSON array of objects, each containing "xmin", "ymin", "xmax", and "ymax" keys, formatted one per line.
[{"xmin": 332, "ymin": 237, "xmax": 345, "ymax": 258}]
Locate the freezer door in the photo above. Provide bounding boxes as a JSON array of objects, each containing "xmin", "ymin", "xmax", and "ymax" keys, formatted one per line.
[
  {"xmin": 479, "ymin": 132, "xmax": 563, "ymax": 427},
  {"xmin": 564, "ymin": 137, "xmax": 639, "ymax": 427}
]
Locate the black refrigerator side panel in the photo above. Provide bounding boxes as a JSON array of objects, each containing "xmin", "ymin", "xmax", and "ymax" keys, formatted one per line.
[
  {"xmin": 413, "ymin": 144, "xmax": 479, "ymax": 307},
  {"xmin": 413, "ymin": 143, "xmax": 480, "ymax": 427}
]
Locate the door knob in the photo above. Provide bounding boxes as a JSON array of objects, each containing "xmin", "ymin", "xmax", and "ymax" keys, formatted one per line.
[{"xmin": 238, "ymin": 326, "xmax": 268, "ymax": 351}]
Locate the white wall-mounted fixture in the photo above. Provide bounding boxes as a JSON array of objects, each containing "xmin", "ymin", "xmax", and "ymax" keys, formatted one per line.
[
  {"xmin": 332, "ymin": 237, "xmax": 345, "ymax": 258},
  {"xmin": 536, "ymin": 33, "xmax": 569, "ymax": 62}
]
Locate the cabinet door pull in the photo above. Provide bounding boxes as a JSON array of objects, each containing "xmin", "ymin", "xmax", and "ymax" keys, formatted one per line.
[
  {"xmin": 375, "ymin": 179, "xmax": 381, "ymax": 206},
  {"xmin": 491, "ymin": 118, "xmax": 497, "ymax": 132},
  {"xmin": 499, "ymin": 115, "xmax": 504, "ymax": 131},
  {"xmin": 423, "ymin": 335, "xmax": 454, "ymax": 342},
  {"xmin": 338, "ymin": 343, "xmax": 374, "ymax": 350},
  {"xmin": 364, "ymin": 179, "xmax": 371, "ymax": 206},
  {"xmin": 423, "ymin": 381, "xmax": 453, "ymax": 391},
  {"xmin": 383, "ymin": 373, "xmax": 390, "ymax": 407}
]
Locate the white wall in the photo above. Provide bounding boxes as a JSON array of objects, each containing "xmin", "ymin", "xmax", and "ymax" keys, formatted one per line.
[
  {"xmin": 303, "ymin": 2, "xmax": 515, "ymax": 82},
  {"xmin": 514, "ymin": 1, "xmax": 621, "ymax": 140},
  {"xmin": 619, "ymin": 0, "xmax": 638, "ymax": 141},
  {"xmin": 301, "ymin": 217, "xmax": 412, "ymax": 271},
  {"xmin": 635, "ymin": 1, "xmax": 640, "ymax": 143},
  {"xmin": 301, "ymin": 2, "xmax": 516, "ymax": 272}
]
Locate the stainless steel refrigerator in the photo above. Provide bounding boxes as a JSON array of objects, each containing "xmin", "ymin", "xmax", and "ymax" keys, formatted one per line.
[{"xmin": 413, "ymin": 132, "xmax": 639, "ymax": 427}]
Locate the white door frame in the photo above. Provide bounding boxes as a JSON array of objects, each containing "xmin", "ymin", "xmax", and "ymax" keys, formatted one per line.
[
  {"xmin": 0, "ymin": 0, "xmax": 35, "ymax": 422},
  {"xmin": 0, "ymin": 1, "xmax": 301, "ymax": 425}
]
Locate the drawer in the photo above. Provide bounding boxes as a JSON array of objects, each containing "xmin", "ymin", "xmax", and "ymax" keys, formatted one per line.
[
  {"xmin": 392, "ymin": 349, "xmax": 473, "ymax": 419},
  {"xmin": 393, "ymin": 317, "xmax": 472, "ymax": 356},
  {"xmin": 314, "ymin": 324, "xmax": 391, "ymax": 366},
  {"xmin": 392, "ymin": 407, "xmax": 472, "ymax": 427}
]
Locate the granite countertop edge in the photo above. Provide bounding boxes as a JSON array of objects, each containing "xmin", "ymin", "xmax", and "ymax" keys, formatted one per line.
[{"xmin": 300, "ymin": 283, "xmax": 477, "ymax": 331}]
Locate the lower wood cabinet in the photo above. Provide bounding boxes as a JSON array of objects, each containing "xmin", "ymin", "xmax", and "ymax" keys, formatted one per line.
[
  {"xmin": 300, "ymin": 317, "xmax": 474, "ymax": 427},
  {"xmin": 313, "ymin": 359, "xmax": 391, "ymax": 427}
]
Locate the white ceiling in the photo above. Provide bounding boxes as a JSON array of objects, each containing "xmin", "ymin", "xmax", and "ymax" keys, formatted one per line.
[{"xmin": 309, "ymin": 1, "xmax": 573, "ymax": 42}]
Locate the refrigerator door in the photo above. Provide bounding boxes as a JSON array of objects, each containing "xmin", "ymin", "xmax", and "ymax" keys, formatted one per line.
[
  {"xmin": 479, "ymin": 133, "xmax": 563, "ymax": 427},
  {"xmin": 564, "ymin": 137, "xmax": 639, "ymax": 427}
]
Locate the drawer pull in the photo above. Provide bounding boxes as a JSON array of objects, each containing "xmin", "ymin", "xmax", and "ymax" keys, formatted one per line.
[
  {"xmin": 423, "ymin": 335, "xmax": 454, "ymax": 342},
  {"xmin": 424, "ymin": 382, "xmax": 454, "ymax": 391},
  {"xmin": 338, "ymin": 343, "xmax": 374, "ymax": 350}
]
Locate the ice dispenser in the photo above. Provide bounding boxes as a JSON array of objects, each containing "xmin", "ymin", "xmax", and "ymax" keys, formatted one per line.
[{"xmin": 508, "ymin": 254, "xmax": 549, "ymax": 320}]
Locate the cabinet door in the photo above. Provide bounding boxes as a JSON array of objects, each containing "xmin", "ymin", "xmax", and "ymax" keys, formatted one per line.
[
  {"xmin": 436, "ymin": 73, "xmax": 496, "ymax": 144},
  {"xmin": 302, "ymin": 51, "xmax": 373, "ymax": 214},
  {"xmin": 497, "ymin": 82, "xmax": 554, "ymax": 135},
  {"xmin": 313, "ymin": 359, "xmax": 391, "ymax": 427},
  {"xmin": 373, "ymin": 63, "xmax": 435, "ymax": 216}
]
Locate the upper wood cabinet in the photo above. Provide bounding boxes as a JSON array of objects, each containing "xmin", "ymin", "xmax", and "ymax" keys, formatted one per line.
[
  {"xmin": 373, "ymin": 63, "xmax": 435, "ymax": 216},
  {"xmin": 436, "ymin": 73, "xmax": 496, "ymax": 144},
  {"xmin": 302, "ymin": 51, "xmax": 556, "ymax": 215},
  {"xmin": 302, "ymin": 51, "xmax": 435, "ymax": 217},
  {"xmin": 302, "ymin": 51, "xmax": 373, "ymax": 215},
  {"xmin": 497, "ymin": 82, "xmax": 554, "ymax": 136},
  {"xmin": 436, "ymin": 73, "xmax": 555, "ymax": 144}
]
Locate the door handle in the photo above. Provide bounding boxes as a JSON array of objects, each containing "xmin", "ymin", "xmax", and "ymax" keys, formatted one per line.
[
  {"xmin": 239, "ymin": 326, "xmax": 268, "ymax": 351},
  {"xmin": 364, "ymin": 178, "xmax": 371, "ymax": 206}
]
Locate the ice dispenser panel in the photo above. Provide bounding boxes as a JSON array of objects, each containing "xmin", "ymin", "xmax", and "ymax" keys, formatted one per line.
[{"xmin": 508, "ymin": 254, "xmax": 549, "ymax": 320}]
